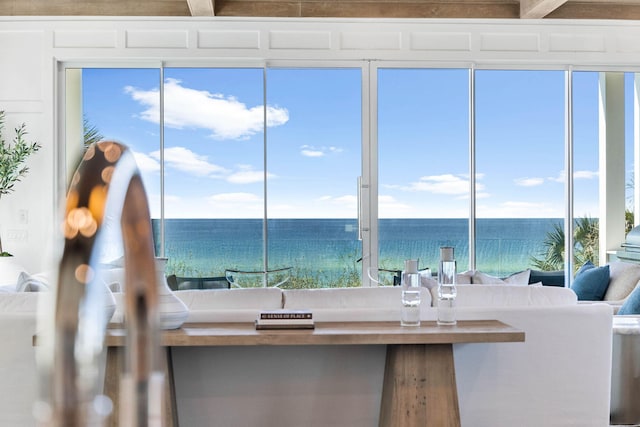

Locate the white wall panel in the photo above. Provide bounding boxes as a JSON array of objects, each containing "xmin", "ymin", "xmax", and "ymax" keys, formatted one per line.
[
  {"xmin": 198, "ymin": 30, "xmax": 260, "ymax": 49},
  {"xmin": 410, "ymin": 32, "xmax": 471, "ymax": 51},
  {"xmin": 340, "ymin": 31, "xmax": 402, "ymax": 50},
  {"xmin": 0, "ymin": 31, "xmax": 43, "ymax": 102},
  {"xmin": 480, "ymin": 33, "xmax": 540, "ymax": 52},
  {"xmin": 616, "ymin": 34, "xmax": 640, "ymax": 53},
  {"xmin": 549, "ymin": 33, "xmax": 606, "ymax": 52},
  {"xmin": 269, "ymin": 30, "xmax": 331, "ymax": 50},
  {"xmin": 126, "ymin": 30, "xmax": 189, "ymax": 48},
  {"xmin": 54, "ymin": 30, "xmax": 117, "ymax": 48}
]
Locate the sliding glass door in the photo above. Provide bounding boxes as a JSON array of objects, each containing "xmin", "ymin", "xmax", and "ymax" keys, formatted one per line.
[
  {"xmin": 475, "ymin": 70, "xmax": 565, "ymax": 276},
  {"xmin": 69, "ymin": 62, "xmax": 638, "ymax": 287},
  {"xmin": 377, "ymin": 68, "xmax": 469, "ymax": 282}
]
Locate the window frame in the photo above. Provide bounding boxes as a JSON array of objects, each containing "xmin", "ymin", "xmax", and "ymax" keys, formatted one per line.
[{"xmin": 60, "ymin": 58, "xmax": 640, "ymax": 286}]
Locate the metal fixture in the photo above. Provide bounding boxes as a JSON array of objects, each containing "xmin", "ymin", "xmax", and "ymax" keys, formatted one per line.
[{"xmin": 39, "ymin": 141, "xmax": 162, "ymax": 426}]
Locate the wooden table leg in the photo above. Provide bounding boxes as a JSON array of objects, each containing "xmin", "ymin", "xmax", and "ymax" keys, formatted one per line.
[
  {"xmin": 379, "ymin": 343, "xmax": 460, "ymax": 427},
  {"xmin": 104, "ymin": 346, "xmax": 178, "ymax": 427},
  {"xmin": 104, "ymin": 346, "xmax": 123, "ymax": 427},
  {"xmin": 164, "ymin": 347, "xmax": 179, "ymax": 427}
]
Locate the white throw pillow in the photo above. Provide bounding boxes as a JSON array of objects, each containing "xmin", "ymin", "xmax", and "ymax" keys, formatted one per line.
[
  {"xmin": 99, "ymin": 267, "xmax": 125, "ymax": 292},
  {"xmin": 457, "ymin": 270, "xmax": 474, "ymax": 284},
  {"xmin": 603, "ymin": 261, "xmax": 640, "ymax": 301},
  {"xmin": 472, "ymin": 269, "xmax": 531, "ymax": 285},
  {"xmin": 15, "ymin": 271, "xmax": 50, "ymax": 292},
  {"xmin": 421, "ymin": 270, "xmax": 473, "ymax": 287}
]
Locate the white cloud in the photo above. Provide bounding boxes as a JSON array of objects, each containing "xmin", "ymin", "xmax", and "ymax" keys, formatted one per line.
[
  {"xmin": 226, "ymin": 166, "xmax": 273, "ymax": 184},
  {"xmin": 378, "ymin": 195, "xmax": 412, "ymax": 217},
  {"xmin": 515, "ymin": 177, "xmax": 544, "ymax": 187},
  {"xmin": 301, "ymin": 148, "xmax": 324, "ymax": 157},
  {"xmin": 402, "ymin": 174, "xmax": 485, "ymax": 195},
  {"xmin": 132, "ymin": 151, "xmax": 160, "ymax": 174},
  {"xmin": 550, "ymin": 169, "xmax": 599, "ymax": 183},
  {"xmin": 574, "ymin": 170, "xmax": 599, "ymax": 180},
  {"xmin": 125, "ymin": 78, "xmax": 289, "ymax": 140},
  {"xmin": 300, "ymin": 145, "xmax": 344, "ymax": 158},
  {"xmin": 150, "ymin": 147, "xmax": 228, "ymax": 177},
  {"xmin": 333, "ymin": 195, "xmax": 357, "ymax": 205}
]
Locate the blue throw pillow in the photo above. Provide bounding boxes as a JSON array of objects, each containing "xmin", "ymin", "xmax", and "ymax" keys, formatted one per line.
[
  {"xmin": 571, "ymin": 264, "xmax": 610, "ymax": 301},
  {"xmin": 618, "ymin": 284, "xmax": 640, "ymax": 314},
  {"xmin": 576, "ymin": 261, "xmax": 595, "ymax": 276}
]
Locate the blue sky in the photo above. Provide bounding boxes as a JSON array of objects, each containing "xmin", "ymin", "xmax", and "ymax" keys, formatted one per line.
[{"xmin": 81, "ymin": 67, "xmax": 632, "ymax": 219}]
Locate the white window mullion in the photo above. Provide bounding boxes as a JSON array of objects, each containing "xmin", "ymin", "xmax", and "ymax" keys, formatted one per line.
[
  {"xmin": 634, "ymin": 73, "xmax": 640, "ymax": 227},
  {"xmin": 565, "ymin": 69, "xmax": 574, "ymax": 286},
  {"xmin": 362, "ymin": 60, "xmax": 377, "ymax": 287},
  {"xmin": 469, "ymin": 67, "xmax": 476, "ymax": 272}
]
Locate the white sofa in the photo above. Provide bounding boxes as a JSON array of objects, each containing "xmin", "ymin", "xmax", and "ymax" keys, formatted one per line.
[
  {"xmin": 0, "ymin": 284, "xmax": 612, "ymax": 427},
  {"xmin": 169, "ymin": 285, "xmax": 612, "ymax": 427}
]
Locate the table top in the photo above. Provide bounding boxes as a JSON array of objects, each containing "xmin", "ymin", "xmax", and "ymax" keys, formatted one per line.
[{"xmin": 105, "ymin": 320, "xmax": 524, "ymax": 347}]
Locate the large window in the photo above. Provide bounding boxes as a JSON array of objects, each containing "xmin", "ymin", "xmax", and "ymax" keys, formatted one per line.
[
  {"xmin": 475, "ymin": 70, "xmax": 565, "ymax": 276},
  {"xmin": 266, "ymin": 68, "xmax": 362, "ymax": 287},
  {"xmin": 377, "ymin": 68, "xmax": 469, "ymax": 281},
  {"xmin": 72, "ymin": 64, "xmax": 638, "ymax": 287}
]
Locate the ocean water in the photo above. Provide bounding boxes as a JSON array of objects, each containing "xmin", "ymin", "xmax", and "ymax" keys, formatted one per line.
[{"xmin": 152, "ymin": 218, "xmax": 563, "ymax": 287}]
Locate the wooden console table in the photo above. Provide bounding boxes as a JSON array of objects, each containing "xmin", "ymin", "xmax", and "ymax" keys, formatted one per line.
[{"xmin": 104, "ymin": 320, "xmax": 524, "ymax": 427}]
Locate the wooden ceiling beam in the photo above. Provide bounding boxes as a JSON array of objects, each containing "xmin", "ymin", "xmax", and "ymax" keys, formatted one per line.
[
  {"xmin": 1, "ymin": 0, "xmax": 640, "ymax": 20},
  {"xmin": 520, "ymin": 0, "xmax": 567, "ymax": 18},
  {"xmin": 0, "ymin": 0, "xmax": 191, "ymax": 16},
  {"xmin": 547, "ymin": 1, "xmax": 640, "ymax": 19},
  {"xmin": 215, "ymin": 1, "xmax": 521, "ymax": 19},
  {"xmin": 187, "ymin": 0, "xmax": 215, "ymax": 16}
]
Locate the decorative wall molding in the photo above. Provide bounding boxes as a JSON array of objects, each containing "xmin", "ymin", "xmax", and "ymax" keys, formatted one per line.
[{"xmin": 0, "ymin": 17, "xmax": 639, "ymax": 67}]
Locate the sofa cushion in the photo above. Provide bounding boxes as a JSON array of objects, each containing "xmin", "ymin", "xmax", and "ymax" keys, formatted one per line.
[
  {"xmin": 283, "ymin": 287, "xmax": 432, "ymax": 322},
  {"xmin": 16, "ymin": 271, "xmax": 51, "ymax": 292},
  {"xmin": 0, "ymin": 292, "xmax": 41, "ymax": 313},
  {"xmin": 571, "ymin": 264, "xmax": 610, "ymax": 301},
  {"xmin": 99, "ymin": 267, "xmax": 125, "ymax": 292},
  {"xmin": 472, "ymin": 269, "xmax": 531, "ymax": 285},
  {"xmin": 457, "ymin": 270, "xmax": 474, "ymax": 284},
  {"xmin": 421, "ymin": 271, "xmax": 473, "ymax": 288},
  {"xmin": 603, "ymin": 261, "xmax": 640, "ymax": 302},
  {"xmin": 111, "ymin": 288, "xmax": 284, "ymax": 323},
  {"xmin": 431, "ymin": 284, "xmax": 577, "ymax": 307},
  {"xmin": 617, "ymin": 283, "xmax": 640, "ymax": 314}
]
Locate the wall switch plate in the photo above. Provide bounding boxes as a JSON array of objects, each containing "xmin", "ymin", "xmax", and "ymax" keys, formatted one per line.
[{"xmin": 18, "ymin": 209, "xmax": 28, "ymax": 225}]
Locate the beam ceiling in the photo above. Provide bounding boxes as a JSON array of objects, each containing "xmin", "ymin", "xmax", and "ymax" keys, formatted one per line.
[
  {"xmin": 187, "ymin": 0, "xmax": 215, "ymax": 16},
  {"xmin": 1, "ymin": 0, "xmax": 640, "ymax": 19},
  {"xmin": 520, "ymin": 0, "xmax": 568, "ymax": 18}
]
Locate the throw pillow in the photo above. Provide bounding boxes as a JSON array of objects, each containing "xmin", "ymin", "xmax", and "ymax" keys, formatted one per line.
[
  {"xmin": 618, "ymin": 283, "xmax": 640, "ymax": 314},
  {"xmin": 472, "ymin": 269, "xmax": 531, "ymax": 285},
  {"xmin": 100, "ymin": 267, "xmax": 125, "ymax": 291},
  {"xmin": 576, "ymin": 261, "xmax": 595, "ymax": 276},
  {"xmin": 420, "ymin": 271, "xmax": 437, "ymax": 289},
  {"xmin": 603, "ymin": 261, "xmax": 640, "ymax": 301},
  {"xmin": 420, "ymin": 270, "xmax": 473, "ymax": 287},
  {"xmin": 16, "ymin": 271, "xmax": 50, "ymax": 292},
  {"xmin": 456, "ymin": 270, "xmax": 474, "ymax": 284},
  {"xmin": 571, "ymin": 264, "xmax": 610, "ymax": 301}
]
